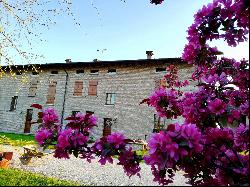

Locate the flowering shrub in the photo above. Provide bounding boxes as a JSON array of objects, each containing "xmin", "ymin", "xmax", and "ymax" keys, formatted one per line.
[{"xmin": 33, "ymin": 0, "xmax": 249, "ymax": 186}]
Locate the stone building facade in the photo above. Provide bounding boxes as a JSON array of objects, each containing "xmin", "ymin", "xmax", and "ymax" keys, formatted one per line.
[{"xmin": 0, "ymin": 57, "xmax": 195, "ymax": 140}]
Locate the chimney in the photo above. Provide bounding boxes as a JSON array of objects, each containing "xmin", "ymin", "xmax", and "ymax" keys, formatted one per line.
[
  {"xmin": 146, "ymin": 51, "xmax": 154, "ymax": 59},
  {"xmin": 65, "ymin": 59, "xmax": 71, "ymax": 63}
]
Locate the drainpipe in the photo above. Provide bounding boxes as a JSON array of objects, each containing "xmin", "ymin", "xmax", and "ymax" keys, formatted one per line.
[{"xmin": 61, "ymin": 69, "xmax": 69, "ymax": 125}]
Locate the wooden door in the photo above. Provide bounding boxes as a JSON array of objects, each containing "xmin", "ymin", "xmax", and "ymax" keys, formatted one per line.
[
  {"xmin": 103, "ymin": 118, "xmax": 112, "ymax": 137},
  {"xmin": 24, "ymin": 109, "xmax": 33, "ymax": 133}
]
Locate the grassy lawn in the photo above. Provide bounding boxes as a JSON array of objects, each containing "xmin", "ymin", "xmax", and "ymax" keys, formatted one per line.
[
  {"xmin": 0, "ymin": 168, "xmax": 81, "ymax": 186},
  {"xmin": 0, "ymin": 132, "xmax": 36, "ymax": 146}
]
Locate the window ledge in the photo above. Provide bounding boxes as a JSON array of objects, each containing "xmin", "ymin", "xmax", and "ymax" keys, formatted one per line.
[
  {"xmin": 46, "ymin": 103, "xmax": 54, "ymax": 106},
  {"xmin": 72, "ymin": 95, "xmax": 83, "ymax": 98}
]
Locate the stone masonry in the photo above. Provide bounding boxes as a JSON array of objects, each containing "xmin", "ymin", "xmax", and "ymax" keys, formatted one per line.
[{"xmin": 0, "ymin": 58, "xmax": 196, "ymax": 140}]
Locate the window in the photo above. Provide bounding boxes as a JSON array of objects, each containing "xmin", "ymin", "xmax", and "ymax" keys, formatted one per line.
[
  {"xmin": 155, "ymin": 67, "xmax": 166, "ymax": 73},
  {"xmin": 106, "ymin": 93, "xmax": 116, "ymax": 105},
  {"xmin": 86, "ymin": 111, "xmax": 94, "ymax": 115},
  {"xmin": 73, "ymin": 81, "xmax": 83, "ymax": 96},
  {"xmin": 155, "ymin": 78, "xmax": 166, "ymax": 89},
  {"xmin": 88, "ymin": 80, "xmax": 98, "ymax": 96},
  {"xmin": 10, "ymin": 96, "xmax": 18, "ymax": 111},
  {"xmin": 72, "ymin": 111, "xmax": 80, "ymax": 117},
  {"xmin": 76, "ymin": 69, "xmax": 84, "ymax": 74},
  {"xmin": 28, "ymin": 78, "xmax": 39, "ymax": 97},
  {"xmin": 90, "ymin": 70, "xmax": 99, "ymax": 75},
  {"xmin": 32, "ymin": 72, "xmax": 39, "ymax": 75},
  {"xmin": 107, "ymin": 69, "xmax": 116, "ymax": 75},
  {"xmin": 51, "ymin": 71, "xmax": 58, "ymax": 74},
  {"xmin": 153, "ymin": 114, "xmax": 166, "ymax": 133},
  {"xmin": 46, "ymin": 81, "xmax": 57, "ymax": 104}
]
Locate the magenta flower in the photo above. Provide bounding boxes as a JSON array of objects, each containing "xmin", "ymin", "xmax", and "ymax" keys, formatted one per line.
[
  {"xmin": 107, "ymin": 132, "xmax": 126, "ymax": 149},
  {"xmin": 57, "ymin": 128, "xmax": 71, "ymax": 149},
  {"xmin": 234, "ymin": 123, "xmax": 249, "ymax": 151},
  {"xmin": 42, "ymin": 107, "xmax": 59, "ymax": 124},
  {"xmin": 69, "ymin": 131, "xmax": 88, "ymax": 147},
  {"xmin": 180, "ymin": 123, "xmax": 203, "ymax": 152},
  {"xmin": 35, "ymin": 129, "xmax": 52, "ymax": 146},
  {"xmin": 118, "ymin": 147, "xmax": 141, "ymax": 178},
  {"xmin": 54, "ymin": 147, "xmax": 70, "ymax": 159},
  {"xmin": 207, "ymin": 98, "xmax": 227, "ymax": 115}
]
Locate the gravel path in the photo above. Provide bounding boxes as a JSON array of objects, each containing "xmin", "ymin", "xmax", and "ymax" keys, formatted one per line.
[{"xmin": 3, "ymin": 145, "xmax": 190, "ymax": 186}]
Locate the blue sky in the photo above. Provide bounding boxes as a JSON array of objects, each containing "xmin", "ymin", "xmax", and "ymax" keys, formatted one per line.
[{"xmin": 32, "ymin": 0, "xmax": 249, "ymax": 64}]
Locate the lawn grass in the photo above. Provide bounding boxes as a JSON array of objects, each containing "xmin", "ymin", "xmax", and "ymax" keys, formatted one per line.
[
  {"xmin": 0, "ymin": 132, "xmax": 37, "ymax": 146},
  {"xmin": 0, "ymin": 168, "xmax": 81, "ymax": 186}
]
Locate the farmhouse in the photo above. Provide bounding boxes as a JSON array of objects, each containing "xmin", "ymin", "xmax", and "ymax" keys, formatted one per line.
[{"xmin": 0, "ymin": 53, "xmax": 195, "ymax": 140}]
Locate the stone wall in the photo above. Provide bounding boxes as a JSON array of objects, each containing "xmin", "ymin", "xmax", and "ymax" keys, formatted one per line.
[{"xmin": 0, "ymin": 61, "xmax": 196, "ymax": 140}]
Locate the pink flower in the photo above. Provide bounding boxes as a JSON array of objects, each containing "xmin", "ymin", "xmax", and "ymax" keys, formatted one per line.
[
  {"xmin": 118, "ymin": 147, "xmax": 141, "ymax": 178},
  {"xmin": 69, "ymin": 131, "xmax": 88, "ymax": 147},
  {"xmin": 207, "ymin": 98, "xmax": 227, "ymax": 115},
  {"xmin": 234, "ymin": 123, "xmax": 249, "ymax": 151},
  {"xmin": 42, "ymin": 108, "xmax": 59, "ymax": 124},
  {"xmin": 35, "ymin": 129, "xmax": 52, "ymax": 145},
  {"xmin": 57, "ymin": 128, "xmax": 71, "ymax": 149},
  {"xmin": 107, "ymin": 132, "xmax": 125, "ymax": 149},
  {"xmin": 228, "ymin": 110, "xmax": 241, "ymax": 123},
  {"xmin": 54, "ymin": 147, "xmax": 70, "ymax": 159}
]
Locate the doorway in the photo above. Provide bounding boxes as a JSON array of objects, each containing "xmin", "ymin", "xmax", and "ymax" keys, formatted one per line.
[
  {"xmin": 24, "ymin": 109, "xmax": 33, "ymax": 133},
  {"xmin": 103, "ymin": 118, "xmax": 112, "ymax": 137}
]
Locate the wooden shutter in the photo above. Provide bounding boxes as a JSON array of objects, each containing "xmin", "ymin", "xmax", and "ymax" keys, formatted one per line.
[
  {"xmin": 73, "ymin": 81, "xmax": 83, "ymax": 96},
  {"xmin": 46, "ymin": 81, "xmax": 57, "ymax": 104},
  {"xmin": 103, "ymin": 118, "xmax": 112, "ymax": 137},
  {"xmin": 88, "ymin": 80, "xmax": 98, "ymax": 96},
  {"xmin": 28, "ymin": 78, "xmax": 39, "ymax": 97}
]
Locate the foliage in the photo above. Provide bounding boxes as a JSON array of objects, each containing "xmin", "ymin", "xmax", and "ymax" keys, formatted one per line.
[
  {"xmin": 0, "ymin": 168, "xmax": 81, "ymax": 186},
  {"xmin": 32, "ymin": 0, "xmax": 249, "ymax": 186},
  {"xmin": 0, "ymin": 132, "xmax": 36, "ymax": 146}
]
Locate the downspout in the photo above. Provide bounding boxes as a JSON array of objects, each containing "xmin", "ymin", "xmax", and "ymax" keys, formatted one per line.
[{"xmin": 61, "ymin": 69, "xmax": 69, "ymax": 125}]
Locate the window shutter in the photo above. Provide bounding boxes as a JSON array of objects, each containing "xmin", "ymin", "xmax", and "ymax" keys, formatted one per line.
[
  {"xmin": 46, "ymin": 81, "xmax": 57, "ymax": 104},
  {"xmin": 89, "ymin": 80, "xmax": 98, "ymax": 86},
  {"xmin": 88, "ymin": 85, "xmax": 97, "ymax": 95},
  {"xmin": 29, "ymin": 78, "xmax": 39, "ymax": 97},
  {"xmin": 73, "ymin": 81, "xmax": 83, "ymax": 96},
  {"xmin": 88, "ymin": 80, "xmax": 98, "ymax": 96}
]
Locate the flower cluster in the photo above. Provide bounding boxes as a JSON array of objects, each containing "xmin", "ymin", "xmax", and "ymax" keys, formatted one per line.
[
  {"xmin": 144, "ymin": 123, "xmax": 203, "ymax": 185},
  {"xmin": 92, "ymin": 132, "xmax": 141, "ymax": 177},
  {"xmin": 42, "ymin": 107, "xmax": 59, "ymax": 125},
  {"xmin": 54, "ymin": 112, "xmax": 98, "ymax": 159},
  {"xmin": 32, "ymin": 106, "xmax": 61, "ymax": 148},
  {"xmin": 147, "ymin": 88, "xmax": 181, "ymax": 118},
  {"xmin": 92, "ymin": 132, "xmax": 126, "ymax": 165},
  {"xmin": 234, "ymin": 123, "xmax": 249, "ymax": 152}
]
